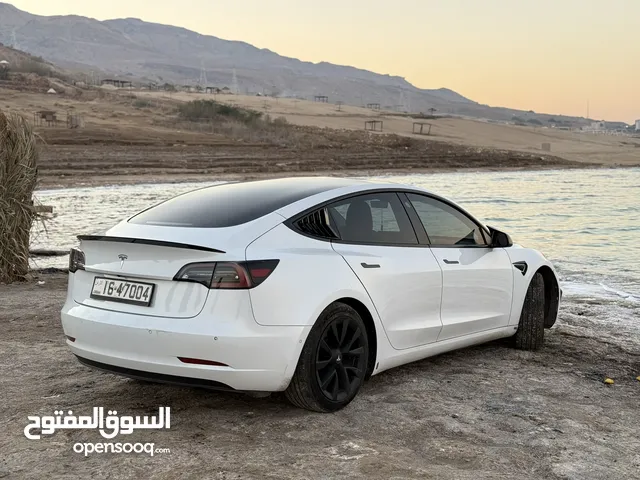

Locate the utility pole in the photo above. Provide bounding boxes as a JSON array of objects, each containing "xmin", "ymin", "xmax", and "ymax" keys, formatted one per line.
[
  {"xmin": 11, "ymin": 30, "xmax": 19, "ymax": 50},
  {"xmin": 232, "ymin": 68, "xmax": 239, "ymax": 95},
  {"xmin": 587, "ymin": 100, "xmax": 590, "ymax": 120},
  {"xmin": 198, "ymin": 60, "xmax": 207, "ymax": 89}
]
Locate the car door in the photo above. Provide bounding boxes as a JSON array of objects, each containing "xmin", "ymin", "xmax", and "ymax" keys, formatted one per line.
[
  {"xmin": 403, "ymin": 193, "xmax": 514, "ymax": 341},
  {"xmin": 328, "ymin": 192, "xmax": 443, "ymax": 350}
]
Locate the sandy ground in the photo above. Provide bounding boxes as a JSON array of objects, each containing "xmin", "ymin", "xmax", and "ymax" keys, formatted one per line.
[
  {"xmin": 0, "ymin": 85, "xmax": 575, "ymax": 190},
  {"xmin": 1, "ymin": 273, "xmax": 638, "ymax": 479},
  {"xmin": 138, "ymin": 91, "xmax": 640, "ymax": 167},
  {"xmin": 2, "ymin": 88, "xmax": 639, "ymax": 190}
]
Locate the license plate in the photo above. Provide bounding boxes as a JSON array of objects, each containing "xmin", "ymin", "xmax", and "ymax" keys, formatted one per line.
[{"xmin": 91, "ymin": 277, "xmax": 155, "ymax": 306}]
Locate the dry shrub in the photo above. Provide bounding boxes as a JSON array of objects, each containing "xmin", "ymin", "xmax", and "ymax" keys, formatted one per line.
[
  {"xmin": 13, "ymin": 59, "xmax": 51, "ymax": 77},
  {"xmin": 133, "ymin": 98, "xmax": 153, "ymax": 109},
  {"xmin": 0, "ymin": 111, "xmax": 39, "ymax": 283},
  {"xmin": 178, "ymin": 99, "xmax": 262, "ymax": 124},
  {"xmin": 170, "ymin": 103, "xmax": 308, "ymax": 146}
]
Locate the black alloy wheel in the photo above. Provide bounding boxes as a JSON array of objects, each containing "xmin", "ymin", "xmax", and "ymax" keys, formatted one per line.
[
  {"xmin": 285, "ymin": 303, "xmax": 369, "ymax": 412},
  {"xmin": 315, "ymin": 316, "xmax": 366, "ymax": 402}
]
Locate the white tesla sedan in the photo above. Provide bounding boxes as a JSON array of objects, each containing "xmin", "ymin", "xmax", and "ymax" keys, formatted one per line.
[{"xmin": 61, "ymin": 177, "xmax": 561, "ymax": 412}]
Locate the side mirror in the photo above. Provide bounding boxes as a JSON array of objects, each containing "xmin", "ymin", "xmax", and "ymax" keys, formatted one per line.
[{"xmin": 488, "ymin": 226, "xmax": 513, "ymax": 248}]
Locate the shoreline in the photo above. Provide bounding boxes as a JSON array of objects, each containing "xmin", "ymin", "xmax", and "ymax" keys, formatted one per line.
[{"xmin": 35, "ymin": 163, "xmax": 631, "ymax": 191}]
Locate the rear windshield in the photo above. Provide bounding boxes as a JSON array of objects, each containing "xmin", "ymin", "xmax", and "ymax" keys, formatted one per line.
[{"xmin": 128, "ymin": 178, "xmax": 352, "ymax": 228}]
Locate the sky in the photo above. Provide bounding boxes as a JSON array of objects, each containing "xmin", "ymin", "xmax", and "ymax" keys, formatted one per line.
[{"xmin": 9, "ymin": 0, "xmax": 640, "ymax": 122}]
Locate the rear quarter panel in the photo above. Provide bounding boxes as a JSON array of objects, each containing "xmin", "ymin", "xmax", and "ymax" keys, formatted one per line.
[{"xmin": 245, "ymin": 224, "xmax": 383, "ymax": 331}]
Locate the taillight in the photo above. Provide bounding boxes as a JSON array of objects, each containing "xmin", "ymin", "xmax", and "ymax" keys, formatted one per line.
[
  {"xmin": 174, "ymin": 262, "xmax": 216, "ymax": 287},
  {"xmin": 245, "ymin": 260, "xmax": 280, "ymax": 287},
  {"xmin": 69, "ymin": 248, "xmax": 85, "ymax": 273},
  {"xmin": 211, "ymin": 262, "xmax": 251, "ymax": 289},
  {"xmin": 174, "ymin": 260, "xmax": 279, "ymax": 289}
]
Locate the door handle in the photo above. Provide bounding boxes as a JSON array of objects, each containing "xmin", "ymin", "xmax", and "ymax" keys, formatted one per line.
[
  {"xmin": 443, "ymin": 259, "xmax": 459, "ymax": 265},
  {"xmin": 361, "ymin": 262, "xmax": 381, "ymax": 269}
]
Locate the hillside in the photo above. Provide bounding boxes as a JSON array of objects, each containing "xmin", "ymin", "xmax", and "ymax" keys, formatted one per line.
[
  {"xmin": 0, "ymin": 3, "xmax": 471, "ymax": 109},
  {"xmin": 0, "ymin": 2, "xmax": 593, "ymax": 125},
  {"xmin": 0, "ymin": 43, "xmax": 81, "ymax": 93}
]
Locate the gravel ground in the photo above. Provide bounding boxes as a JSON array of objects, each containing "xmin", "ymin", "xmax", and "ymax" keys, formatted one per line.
[{"xmin": 1, "ymin": 273, "xmax": 638, "ymax": 479}]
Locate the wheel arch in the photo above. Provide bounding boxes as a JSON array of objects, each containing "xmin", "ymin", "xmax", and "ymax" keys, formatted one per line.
[
  {"xmin": 333, "ymin": 297, "xmax": 378, "ymax": 380},
  {"xmin": 536, "ymin": 265, "xmax": 560, "ymax": 328}
]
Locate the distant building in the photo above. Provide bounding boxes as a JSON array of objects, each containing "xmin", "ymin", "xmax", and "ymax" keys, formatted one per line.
[
  {"xmin": 101, "ymin": 79, "xmax": 133, "ymax": 88},
  {"xmin": 581, "ymin": 121, "xmax": 607, "ymax": 133},
  {"xmin": 636, "ymin": 120, "xmax": 640, "ymax": 131},
  {"xmin": 34, "ymin": 110, "xmax": 58, "ymax": 126}
]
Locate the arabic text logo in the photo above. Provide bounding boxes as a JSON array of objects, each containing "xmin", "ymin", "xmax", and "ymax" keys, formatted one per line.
[{"xmin": 24, "ymin": 406, "xmax": 170, "ymax": 440}]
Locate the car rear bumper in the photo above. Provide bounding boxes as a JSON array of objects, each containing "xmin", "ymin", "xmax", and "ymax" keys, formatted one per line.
[
  {"xmin": 75, "ymin": 355, "xmax": 237, "ymax": 391},
  {"xmin": 61, "ymin": 301, "xmax": 310, "ymax": 392}
]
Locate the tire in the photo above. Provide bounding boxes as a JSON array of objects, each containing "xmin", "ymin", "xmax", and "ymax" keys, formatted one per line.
[
  {"xmin": 513, "ymin": 272, "xmax": 546, "ymax": 350},
  {"xmin": 285, "ymin": 303, "xmax": 369, "ymax": 412}
]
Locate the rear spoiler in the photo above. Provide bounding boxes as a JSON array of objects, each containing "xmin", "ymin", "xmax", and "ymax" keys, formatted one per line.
[{"xmin": 76, "ymin": 235, "xmax": 226, "ymax": 254}]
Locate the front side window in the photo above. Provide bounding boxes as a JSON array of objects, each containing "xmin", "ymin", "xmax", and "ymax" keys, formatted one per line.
[
  {"xmin": 328, "ymin": 193, "xmax": 418, "ymax": 245},
  {"xmin": 406, "ymin": 193, "xmax": 488, "ymax": 246}
]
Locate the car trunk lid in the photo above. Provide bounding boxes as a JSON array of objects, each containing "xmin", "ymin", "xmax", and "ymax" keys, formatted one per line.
[
  {"xmin": 71, "ymin": 214, "xmax": 284, "ymax": 318},
  {"xmin": 72, "ymin": 240, "xmax": 223, "ymax": 318}
]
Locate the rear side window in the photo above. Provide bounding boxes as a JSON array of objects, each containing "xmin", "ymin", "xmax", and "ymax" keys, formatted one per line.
[
  {"xmin": 327, "ymin": 193, "xmax": 418, "ymax": 245},
  {"xmin": 129, "ymin": 179, "xmax": 348, "ymax": 228}
]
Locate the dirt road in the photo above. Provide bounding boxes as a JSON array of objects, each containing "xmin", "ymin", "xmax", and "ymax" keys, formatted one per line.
[{"xmin": 1, "ymin": 274, "xmax": 638, "ymax": 479}]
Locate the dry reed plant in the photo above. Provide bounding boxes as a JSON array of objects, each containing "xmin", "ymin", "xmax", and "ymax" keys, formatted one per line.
[{"xmin": 0, "ymin": 110, "xmax": 39, "ymax": 283}]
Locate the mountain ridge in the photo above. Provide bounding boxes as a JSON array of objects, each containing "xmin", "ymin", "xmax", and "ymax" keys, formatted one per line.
[
  {"xmin": 0, "ymin": 2, "xmax": 478, "ymax": 108},
  {"xmin": 0, "ymin": 2, "xmax": 595, "ymax": 123}
]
